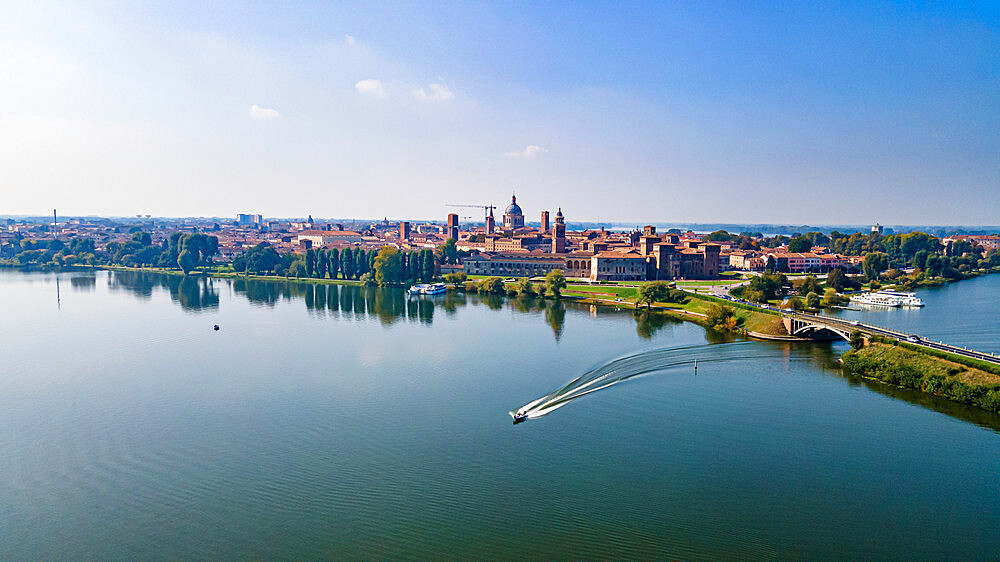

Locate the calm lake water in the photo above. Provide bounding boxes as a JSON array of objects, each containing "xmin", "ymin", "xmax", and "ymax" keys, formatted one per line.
[{"xmin": 2, "ymin": 269, "xmax": 999, "ymax": 558}]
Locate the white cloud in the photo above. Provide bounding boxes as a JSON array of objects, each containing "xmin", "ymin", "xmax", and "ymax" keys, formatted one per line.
[
  {"xmin": 249, "ymin": 104, "xmax": 280, "ymax": 119},
  {"xmin": 345, "ymin": 34, "xmax": 356, "ymax": 46},
  {"xmin": 504, "ymin": 145, "xmax": 549, "ymax": 159},
  {"xmin": 412, "ymin": 83, "xmax": 453, "ymax": 102},
  {"xmin": 355, "ymin": 78, "xmax": 386, "ymax": 98}
]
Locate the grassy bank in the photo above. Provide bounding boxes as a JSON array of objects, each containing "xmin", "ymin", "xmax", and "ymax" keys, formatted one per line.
[
  {"xmin": 843, "ymin": 342, "xmax": 1000, "ymax": 413},
  {"xmin": 562, "ymin": 283, "xmax": 788, "ymax": 337}
]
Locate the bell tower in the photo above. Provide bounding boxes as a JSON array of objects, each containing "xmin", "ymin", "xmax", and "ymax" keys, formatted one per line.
[{"xmin": 552, "ymin": 208, "xmax": 566, "ymax": 253}]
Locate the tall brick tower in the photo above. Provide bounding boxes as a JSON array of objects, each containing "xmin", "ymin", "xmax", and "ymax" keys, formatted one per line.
[{"xmin": 552, "ymin": 208, "xmax": 566, "ymax": 253}]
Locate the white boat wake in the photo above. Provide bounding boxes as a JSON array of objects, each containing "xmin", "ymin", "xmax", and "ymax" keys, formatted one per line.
[{"xmin": 510, "ymin": 341, "xmax": 790, "ymax": 422}]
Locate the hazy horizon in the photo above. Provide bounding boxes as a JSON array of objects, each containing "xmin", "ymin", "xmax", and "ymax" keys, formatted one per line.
[{"xmin": 2, "ymin": 2, "xmax": 998, "ymax": 223}]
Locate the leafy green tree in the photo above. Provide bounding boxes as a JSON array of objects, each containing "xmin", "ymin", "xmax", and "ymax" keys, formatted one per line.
[
  {"xmin": 899, "ymin": 232, "xmax": 941, "ymax": 260},
  {"xmin": 746, "ymin": 273, "xmax": 786, "ymax": 302},
  {"xmin": 783, "ymin": 295, "xmax": 804, "ymax": 311},
  {"xmin": 826, "ymin": 268, "xmax": 848, "ymax": 292},
  {"xmin": 513, "ymin": 277, "xmax": 535, "ymax": 297},
  {"xmin": 356, "ymin": 247, "xmax": 368, "ymax": 278},
  {"xmin": 317, "ymin": 249, "xmax": 328, "ymax": 278},
  {"xmin": 822, "ymin": 287, "xmax": 846, "ymax": 306},
  {"xmin": 804, "ymin": 231, "xmax": 830, "ymax": 247},
  {"xmin": 793, "ymin": 275, "xmax": 821, "ymax": 296},
  {"xmin": 239, "ymin": 243, "xmax": 280, "ymax": 274},
  {"xmin": 438, "ymin": 238, "xmax": 458, "ymax": 264},
  {"xmin": 787, "ymin": 236, "xmax": 811, "ymax": 253},
  {"xmin": 544, "ymin": 269, "xmax": 567, "ymax": 298},
  {"xmin": 177, "ymin": 248, "xmax": 196, "ymax": 274},
  {"xmin": 341, "ymin": 248, "xmax": 354, "ymax": 279},
  {"xmin": 422, "ymin": 249, "xmax": 435, "ymax": 282},
  {"xmin": 329, "ymin": 248, "xmax": 340, "ymax": 279},
  {"xmin": 637, "ymin": 281, "xmax": 670, "ymax": 308},
  {"xmin": 706, "ymin": 303, "xmax": 740, "ymax": 332},
  {"xmin": 849, "ymin": 330, "xmax": 864, "ymax": 351},
  {"xmin": 805, "ymin": 291, "xmax": 820, "ymax": 309},
  {"xmin": 765, "ymin": 255, "xmax": 776, "ymax": 272},
  {"xmin": 704, "ymin": 230, "xmax": 733, "ymax": 242},
  {"xmin": 924, "ymin": 255, "xmax": 943, "ymax": 277},
  {"xmin": 444, "ymin": 272, "xmax": 467, "ymax": 283},
  {"xmin": 409, "ymin": 251, "xmax": 421, "ymax": 281},
  {"xmin": 131, "ymin": 231, "xmax": 152, "ymax": 246},
  {"xmin": 289, "ymin": 258, "xmax": 307, "ymax": 278},
  {"xmin": 305, "ymin": 249, "xmax": 316, "ymax": 278},
  {"xmin": 862, "ymin": 251, "xmax": 888, "ymax": 281},
  {"xmin": 373, "ymin": 247, "xmax": 404, "ymax": 286},
  {"xmin": 477, "ymin": 276, "xmax": 505, "ymax": 295}
]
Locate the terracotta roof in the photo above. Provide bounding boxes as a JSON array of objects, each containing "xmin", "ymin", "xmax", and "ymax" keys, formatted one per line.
[{"xmin": 296, "ymin": 229, "xmax": 361, "ymax": 236}]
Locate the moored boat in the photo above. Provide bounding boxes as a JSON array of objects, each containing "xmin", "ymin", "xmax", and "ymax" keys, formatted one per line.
[
  {"xmin": 849, "ymin": 292, "xmax": 903, "ymax": 307},
  {"xmin": 875, "ymin": 290, "xmax": 925, "ymax": 307},
  {"xmin": 422, "ymin": 283, "xmax": 447, "ymax": 295}
]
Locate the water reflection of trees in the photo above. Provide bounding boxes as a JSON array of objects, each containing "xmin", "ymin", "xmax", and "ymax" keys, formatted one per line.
[
  {"xmin": 634, "ymin": 309, "xmax": 692, "ymax": 340},
  {"xmin": 70, "ymin": 272, "xmax": 97, "ymax": 292},
  {"xmin": 108, "ymin": 271, "xmax": 219, "ymax": 312},
  {"xmin": 544, "ymin": 299, "xmax": 566, "ymax": 341}
]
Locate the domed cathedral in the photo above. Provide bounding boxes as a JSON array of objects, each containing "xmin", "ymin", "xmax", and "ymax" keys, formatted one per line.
[{"xmin": 502, "ymin": 194, "xmax": 525, "ymax": 229}]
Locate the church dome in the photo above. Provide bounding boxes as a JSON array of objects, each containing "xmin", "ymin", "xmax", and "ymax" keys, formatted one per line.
[{"xmin": 504, "ymin": 194, "xmax": 523, "ymax": 216}]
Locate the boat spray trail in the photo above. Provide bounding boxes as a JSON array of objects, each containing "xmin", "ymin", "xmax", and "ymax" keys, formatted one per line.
[{"xmin": 511, "ymin": 341, "xmax": 794, "ymax": 422}]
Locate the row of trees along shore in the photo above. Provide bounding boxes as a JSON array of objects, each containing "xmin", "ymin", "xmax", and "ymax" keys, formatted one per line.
[
  {"xmin": 7, "ymin": 231, "xmax": 219, "ymax": 274},
  {"xmin": 233, "ymin": 242, "xmax": 463, "ymax": 285}
]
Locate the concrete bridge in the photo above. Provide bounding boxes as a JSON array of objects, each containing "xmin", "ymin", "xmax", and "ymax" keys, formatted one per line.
[{"xmin": 780, "ymin": 311, "xmax": 1000, "ymax": 366}]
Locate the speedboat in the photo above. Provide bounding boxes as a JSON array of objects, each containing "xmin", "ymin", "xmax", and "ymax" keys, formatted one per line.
[{"xmin": 510, "ymin": 411, "xmax": 528, "ymax": 424}]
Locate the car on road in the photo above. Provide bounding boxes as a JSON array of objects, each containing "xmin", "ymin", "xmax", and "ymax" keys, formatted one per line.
[
  {"xmin": 849, "ymin": 320, "xmax": 860, "ymax": 326},
  {"xmin": 906, "ymin": 335, "xmax": 920, "ymax": 343}
]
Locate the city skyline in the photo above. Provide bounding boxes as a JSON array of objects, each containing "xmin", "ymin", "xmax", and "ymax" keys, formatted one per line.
[{"xmin": 2, "ymin": 2, "xmax": 998, "ymax": 224}]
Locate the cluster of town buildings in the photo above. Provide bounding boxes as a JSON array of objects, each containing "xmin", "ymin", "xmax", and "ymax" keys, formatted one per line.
[{"xmin": 4, "ymin": 202, "xmax": 998, "ymax": 281}]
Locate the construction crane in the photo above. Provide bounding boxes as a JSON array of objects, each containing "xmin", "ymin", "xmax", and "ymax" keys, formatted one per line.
[{"xmin": 446, "ymin": 204, "xmax": 496, "ymax": 220}]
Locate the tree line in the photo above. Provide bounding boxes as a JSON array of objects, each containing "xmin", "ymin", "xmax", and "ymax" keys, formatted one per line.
[
  {"xmin": 6, "ymin": 230, "xmax": 219, "ymax": 274},
  {"xmin": 233, "ymin": 244, "xmax": 440, "ymax": 286}
]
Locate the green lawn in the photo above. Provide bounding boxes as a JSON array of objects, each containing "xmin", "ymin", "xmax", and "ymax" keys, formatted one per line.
[{"xmin": 564, "ymin": 284, "xmax": 638, "ymax": 298}]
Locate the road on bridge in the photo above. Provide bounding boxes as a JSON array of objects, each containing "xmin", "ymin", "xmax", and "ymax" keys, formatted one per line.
[{"xmin": 716, "ymin": 293, "xmax": 1000, "ymax": 366}]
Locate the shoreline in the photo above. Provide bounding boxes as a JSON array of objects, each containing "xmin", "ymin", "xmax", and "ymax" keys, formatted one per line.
[{"xmin": 843, "ymin": 341, "xmax": 1000, "ymax": 414}]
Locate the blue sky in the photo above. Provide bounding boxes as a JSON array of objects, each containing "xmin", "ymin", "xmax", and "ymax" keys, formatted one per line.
[{"xmin": 1, "ymin": 1, "xmax": 997, "ymax": 224}]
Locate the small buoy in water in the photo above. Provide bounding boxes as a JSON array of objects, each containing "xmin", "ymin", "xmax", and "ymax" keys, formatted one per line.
[{"xmin": 213, "ymin": 325, "xmax": 220, "ymax": 331}]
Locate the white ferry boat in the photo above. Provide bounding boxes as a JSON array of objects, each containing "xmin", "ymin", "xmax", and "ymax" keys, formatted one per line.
[
  {"xmin": 849, "ymin": 292, "xmax": 903, "ymax": 307},
  {"xmin": 875, "ymin": 290, "xmax": 924, "ymax": 307}
]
